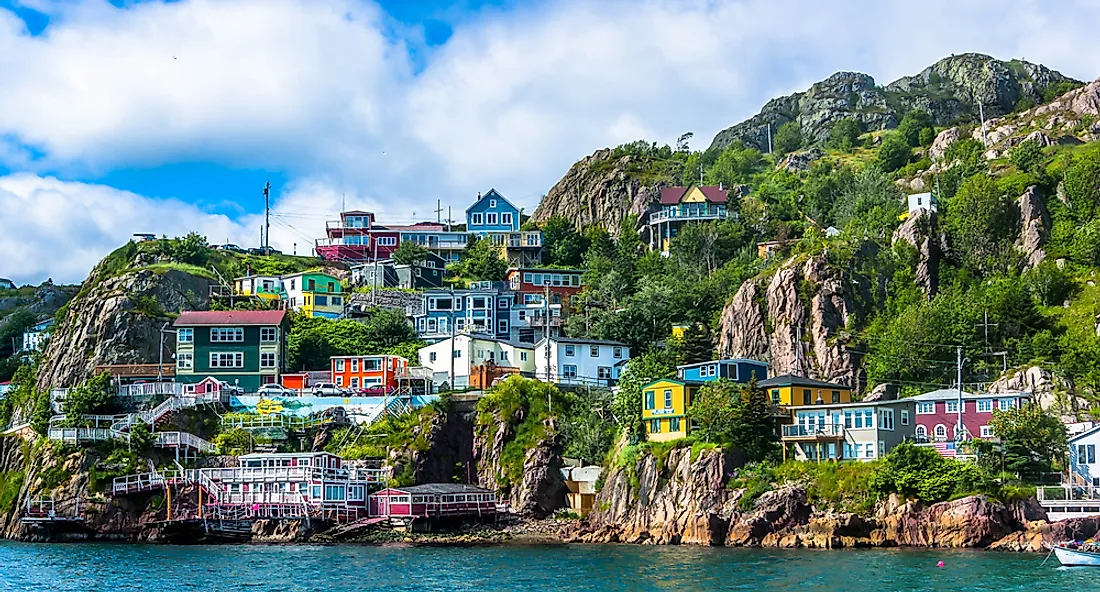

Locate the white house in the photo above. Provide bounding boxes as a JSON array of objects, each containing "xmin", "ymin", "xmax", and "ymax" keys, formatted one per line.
[
  {"xmin": 907, "ymin": 192, "xmax": 937, "ymax": 214},
  {"xmin": 21, "ymin": 319, "xmax": 54, "ymax": 352},
  {"xmin": 0, "ymin": 278, "xmax": 14, "ymax": 290},
  {"xmin": 1070, "ymin": 425, "xmax": 1100, "ymax": 488},
  {"xmin": 534, "ymin": 337, "xmax": 630, "ymax": 387},
  {"xmin": 418, "ymin": 334, "xmax": 535, "ymax": 388}
]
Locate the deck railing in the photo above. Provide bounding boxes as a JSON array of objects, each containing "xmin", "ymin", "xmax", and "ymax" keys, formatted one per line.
[{"xmin": 781, "ymin": 424, "xmax": 845, "ymax": 438}]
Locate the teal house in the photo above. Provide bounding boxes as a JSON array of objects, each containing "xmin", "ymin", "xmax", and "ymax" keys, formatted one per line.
[{"xmin": 174, "ymin": 310, "xmax": 290, "ymax": 392}]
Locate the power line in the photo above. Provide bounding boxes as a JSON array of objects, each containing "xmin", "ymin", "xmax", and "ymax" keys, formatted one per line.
[{"xmin": 844, "ymin": 348, "xmax": 956, "ymax": 366}]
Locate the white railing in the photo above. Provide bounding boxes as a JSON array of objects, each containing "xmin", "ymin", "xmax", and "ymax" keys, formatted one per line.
[
  {"xmin": 48, "ymin": 427, "xmax": 114, "ymax": 443},
  {"xmin": 781, "ymin": 424, "xmax": 845, "ymax": 438},
  {"xmin": 118, "ymin": 382, "xmax": 184, "ymax": 398},
  {"xmin": 649, "ymin": 208, "xmax": 730, "ymax": 224},
  {"xmin": 220, "ymin": 415, "xmax": 333, "ymax": 431},
  {"xmin": 155, "ymin": 432, "xmax": 216, "ymax": 454}
]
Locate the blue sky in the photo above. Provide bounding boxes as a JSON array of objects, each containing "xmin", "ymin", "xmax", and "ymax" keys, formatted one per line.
[{"xmin": 1, "ymin": 0, "xmax": 1100, "ymax": 285}]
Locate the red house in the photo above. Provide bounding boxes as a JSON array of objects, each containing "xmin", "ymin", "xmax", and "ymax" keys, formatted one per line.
[
  {"xmin": 316, "ymin": 210, "xmax": 456, "ymax": 263},
  {"xmin": 369, "ymin": 483, "xmax": 497, "ymax": 519},
  {"xmin": 330, "ymin": 355, "xmax": 408, "ymax": 393},
  {"xmin": 506, "ymin": 268, "xmax": 584, "ymax": 307},
  {"xmin": 911, "ymin": 389, "xmax": 1033, "ymax": 444}
]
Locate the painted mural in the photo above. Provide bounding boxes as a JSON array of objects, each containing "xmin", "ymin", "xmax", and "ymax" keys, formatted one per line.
[{"xmin": 229, "ymin": 395, "xmax": 439, "ymax": 424}]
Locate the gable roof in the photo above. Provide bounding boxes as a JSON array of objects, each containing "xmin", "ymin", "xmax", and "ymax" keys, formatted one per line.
[
  {"xmin": 174, "ymin": 310, "xmax": 287, "ymax": 327},
  {"xmin": 397, "ymin": 483, "xmax": 495, "ymax": 495},
  {"xmin": 659, "ymin": 186, "xmax": 728, "ymax": 205},
  {"xmin": 678, "ymin": 358, "xmax": 768, "ymax": 370},
  {"xmin": 465, "ymin": 188, "xmax": 517, "ymax": 214},
  {"xmin": 910, "ymin": 389, "xmax": 1032, "ymax": 402},
  {"xmin": 1070, "ymin": 423, "xmax": 1100, "ymax": 444},
  {"xmin": 758, "ymin": 373, "xmax": 849, "ymax": 390},
  {"xmin": 541, "ymin": 336, "xmax": 629, "ymax": 347}
]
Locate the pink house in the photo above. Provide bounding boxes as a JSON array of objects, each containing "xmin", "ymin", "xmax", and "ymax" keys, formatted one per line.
[{"xmin": 910, "ymin": 389, "xmax": 1033, "ymax": 443}]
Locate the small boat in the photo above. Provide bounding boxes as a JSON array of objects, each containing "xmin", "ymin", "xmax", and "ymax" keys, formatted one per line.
[{"xmin": 1054, "ymin": 544, "xmax": 1100, "ymax": 567}]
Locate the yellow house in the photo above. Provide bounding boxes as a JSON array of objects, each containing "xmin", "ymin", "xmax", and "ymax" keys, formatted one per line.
[
  {"xmin": 641, "ymin": 379, "xmax": 702, "ymax": 442},
  {"xmin": 758, "ymin": 374, "xmax": 852, "ymax": 407},
  {"xmin": 647, "ymin": 185, "xmax": 730, "ymax": 253}
]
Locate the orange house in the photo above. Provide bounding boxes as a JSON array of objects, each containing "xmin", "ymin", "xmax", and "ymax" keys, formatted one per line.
[{"xmin": 330, "ymin": 355, "xmax": 407, "ymax": 393}]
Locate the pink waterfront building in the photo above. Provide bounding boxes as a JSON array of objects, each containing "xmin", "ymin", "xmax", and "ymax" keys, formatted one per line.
[{"xmin": 910, "ymin": 389, "xmax": 1033, "ymax": 443}]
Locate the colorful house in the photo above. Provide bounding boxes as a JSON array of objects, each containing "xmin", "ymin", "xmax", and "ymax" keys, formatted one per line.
[
  {"xmin": 647, "ymin": 186, "xmax": 730, "ymax": 253},
  {"xmin": 368, "ymin": 483, "xmax": 497, "ymax": 520},
  {"xmin": 173, "ymin": 310, "xmax": 289, "ymax": 392},
  {"xmin": 677, "ymin": 359, "xmax": 768, "ymax": 384},
  {"xmin": 234, "ymin": 275, "xmax": 284, "ymax": 301},
  {"xmin": 466, "ymin": 189, "xmax": 542, "ymax": 266},
  {"xmin": 506, "ymin": 267, "xmax": 584, "ymax": 307},
  {"xmin": 533, "ymin": 337, "xmax": 630, "ymax": 387},
  {"xmin": 910, "ymin": 389, "xmax": 1032, "ymax": 444},
  {"xmin": 330, "ymin": 355, "xmax": 408, "ymax": 392},
  {"xmin": 282, "ymin": 271, "xmax": 346, "ymax": 318},
  {"xmin": 21, "ymin": 319, "xmax": 54, "ymax": 352},
  {"xmin": 414, "ymin": 286, "xmax": 514, "ymax": 342},
  {"xmin": 758, "ymin": 374, "xmax": 853, "ymax": 407},
  {"xmin": 0, "ymin": 278, "xmax": 14, "ymax": 290},
  {"xmin": 781, "ymin": 399, "xmax": 916, "ymax": 462},
  {"xmin": 351, "ymin": 253, "xmax": 447, "ymax": 290},
  {"xmin": 641, "ymin": 378, "xmax": 701, "ymax": 442}
]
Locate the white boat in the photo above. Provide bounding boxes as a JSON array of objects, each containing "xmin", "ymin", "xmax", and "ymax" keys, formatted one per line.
[{"xmin": 1054, "ymin": 545, "xmax": 1100, "ymax": 566}]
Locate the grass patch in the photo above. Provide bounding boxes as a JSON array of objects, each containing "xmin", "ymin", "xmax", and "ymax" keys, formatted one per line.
[
  {"xmin": 136, "ymin": 263, "xmax": 218, "ymax": 280},
  {"xmin": 0, "ymin": 470, "xmax": 25, "ymax": 513}
]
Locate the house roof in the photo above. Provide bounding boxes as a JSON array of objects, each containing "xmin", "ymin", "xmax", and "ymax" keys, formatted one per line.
[
  {"xmin": 909, "ymin": 389, "xmax": 1032, "ymax": 402},
  {"xmin": 437, "ymin": 334, "xmax": 534, "ymax": 349},
  {"xmin": 758, "ymin": 373, "xmax": 850, "ymax": 390},
  {"xmin": 341, "ymin": 210, "xmax": 375, "ymax": 217},
  {"xmin": 678, "ymin": 358, "xmax": 768, "ymax": 370},
  {"xmin": 787, "ymin": 399, "xmax": 914, "ymax": 411},
  {"xmin": 508, "ymin": 267, "xmax": 583, "ymax": 274},
  {"xmin": 398, "ymin": 483, "xmax": 495, "ymax": 495},
  {"xmin": 658, "ymin": 186, "xmax": 728, "ymax": 205},
  {"xmin": 465, "ymin": 188, "xmax": 516, "ymax": 214},
  {"xmin": 1070, "ymin": 424, "xmax": 1100, "ymax": 444},
  {"xmin": 174, "ymin": 310, "xmax": 287, "ymax": 327},
  {"xmin": 541, "ymin": 337, "xmax": 629, "ymax": 347},
  {"xmin": 641, "ymin": 378, "xmax": 705, "ymax": 389}
]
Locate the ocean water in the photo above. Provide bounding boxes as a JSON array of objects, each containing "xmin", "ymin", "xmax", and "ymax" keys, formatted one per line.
[{"xmin": 0, "ymin": 542, "xmax": 1091, "ymax": 591}]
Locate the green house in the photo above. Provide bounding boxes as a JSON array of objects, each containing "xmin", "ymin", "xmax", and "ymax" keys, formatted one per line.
[
  {"xmin": 173, "ymin": 310, "xmax": 290, "ymax": 392},
  {"xmin": 281, "ymin": 271, "xmax": 346, "ymax": 319}
]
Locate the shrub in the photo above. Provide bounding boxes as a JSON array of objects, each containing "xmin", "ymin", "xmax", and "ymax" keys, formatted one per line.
[{"xmin": 876, "ymin": 134, "xmax": 912, "ymax": 172}]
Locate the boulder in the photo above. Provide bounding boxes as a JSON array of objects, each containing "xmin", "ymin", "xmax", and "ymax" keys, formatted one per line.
[
  {"xmin": 873, "ymin": 495, "xmax": 1018, "ymax": 548},
  {"xmin": 929, "ymin": 127, "xmax": 962, "ymax": 161},
  {"xmin": 1014, "ymin": 185, "xmax": 1050, "ymax": 268},
  {"xmin": 726, "ymin": 486, "xmax": 812, "ymax": 546},
  {"xmin": 776, "ymin": 148, "xmax": 823, "ymax": 172}
]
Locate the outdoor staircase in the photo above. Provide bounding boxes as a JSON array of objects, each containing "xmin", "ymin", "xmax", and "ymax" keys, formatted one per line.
[{"xmin": 48, "ymin": 392, "xmax": 222, "ymax": 454}]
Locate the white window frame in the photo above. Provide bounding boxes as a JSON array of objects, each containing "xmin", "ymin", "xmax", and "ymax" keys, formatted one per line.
[
  {"xmin": 562, "ymin": 364, "xmax": 577, "ymax": 379},
  {"xmin": 335, "ymin": 359, "xmax": 345, "ymax": 372},
  {"xmin": 486, "ymin": 213, "xmax": 498, "ymax": 225},
  {"xmin": 350, "ymin": 377, "xmax": 359, "ymax": 389},
  {"xmin": 565, "ymin": 345, "xmax": 575, "ymax": 357},
  {"xmin": 489, "ymin": 199, "xmax": 497, "ymax": 208},
  {"xmin": 980, "ymin": 425, "xmax": 994, "ymax": 438},
  {"xmin": 977, "ymin": 399, "xmax": 993, "ymax": 413},
  {"xmin": 998, "ymin": 398, "xmax": 1016, "ymax": 410},
  {"xmin": 177, "ymin": 353, "xmax": 193, "ymax": 370},
  {"xmin": 613, "ymin": 347, "xmax": 623, "ymax": 359},
  {"xmin": 260, "ymin": 327, "xmax": 278, "ymax": 342},
  {"xmin": 471, "ymin": 213, "xmax": 483, "ymax": 226},
  {"xmin": 177, "ymin": 328, "xmax": 194, "ymax": 343},
  {"xmin": 378, "ymin": 236, "xmax": 397, "ymax": 247},
  {"xmin": 916, "ymin": 401, "xmax": 934, "ymax": 414},
  {"xmin": 945, "ymin": 400, "xmax": 960, "ymax": 414},
  {"xmin": 210, "ymin": 327, "xmax": 244, "ymax": 343},
  {"xmin": 501, "ymin": 212, "xmax": 513, "ymax": 226},
  {"xmin": 260, "ymin": 352, "xmax": 276, "ymax": 369},
  {"xmin": 209, "ymin": 352, "xmax": 244, "ymax": 369},
  {"xmin": 915, "ymin": 424, "xmax": 927, "ymax": 439},
  {"xmin": 880, "ymin": 409, "xmax": 894, "ymax": 431},
  {"xmin": 934, "ymin": 424, "xmax": 947, "ymax": 439},
  {"xmin": 900, "ymin": 409, "xmax": 909, "ymax": 426},
  {"xmin": 590, "ymin": 345, "xmax": 599, "ymax": 357}
]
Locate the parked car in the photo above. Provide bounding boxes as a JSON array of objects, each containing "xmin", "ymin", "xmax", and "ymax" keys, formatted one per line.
[
  {"xmin": 355, "ymin": 385, "xmax": 388, "ymax": 396},
  {"xmin": 247, "ymin": 247, "xmax": 283, "ymax": 255},
  {"xmin": 215, "ymin": 243, "xmax": 246, "ymax": 253},
  {"xmin": 218, "ymin": 381, "xmax": 244, "ymax": 395},
  {"xmin": 311, "ymin": 383, "xmax": 344, "ymax": 396},
  {"xmin": 257, "ymin": 384, "xmax": 296, "ymax": 397}
]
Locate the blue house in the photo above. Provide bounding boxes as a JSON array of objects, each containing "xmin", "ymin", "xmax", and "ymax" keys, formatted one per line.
[
  {"xmin": 677, "ymin": 359, "xmax": 768, "ymax": 384},
  {"xmin": 466, "ymin": 189, "xmax": 521, "ymax": 233},
  {"xmin": 414, "ymin": 285, "xmax": 514, "ymax": 342}
]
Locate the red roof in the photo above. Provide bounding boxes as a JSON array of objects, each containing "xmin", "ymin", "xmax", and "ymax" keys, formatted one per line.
[
  {"xmin": 659, "ymin": 186, "xmax": 728, "ymax": 205},
  {"xmin": 174, "ymin": 310, "xmax": 287, "ymax": 327}
]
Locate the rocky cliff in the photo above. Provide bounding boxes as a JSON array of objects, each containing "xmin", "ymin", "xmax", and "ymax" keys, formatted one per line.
[
  {"xmin": 473, "ymin": 410, "xmax": 567, "ymax": 519},
  {"xmin": 892, "ymin": 208, "xmax": 943, "ymax": 297},
  {"xmin": 716, "ymin": 255, "xmax": 858, "ymax": 386},
  {"xmin": 967, "ymin": 77, "xmax": 1100, "ymax": 159},
  {"xmin": 36, "ymin": 265, "xmax": 211, "ymax": 391},
  {"xmin": 529, "ymin": 148, "xmax": 668, "ymax": 236},
  {"xmin": 710, "ymin": 54, "xmax": 1079, "ymax": 152}
]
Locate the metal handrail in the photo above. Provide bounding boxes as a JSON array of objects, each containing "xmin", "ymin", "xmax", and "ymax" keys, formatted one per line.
[{"xmin": 781, "ymin": 424, "xmax": 845, "ymax": 437}]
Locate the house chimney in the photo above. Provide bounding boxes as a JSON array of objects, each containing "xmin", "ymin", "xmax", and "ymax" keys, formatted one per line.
[{"xmin": 719, "ymin": 182, "xmax": 724, "ymax": 191}]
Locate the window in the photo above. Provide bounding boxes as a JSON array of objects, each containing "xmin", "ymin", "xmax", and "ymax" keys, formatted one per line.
[
  {"xmin": 1078, "ymin": 444, "xmax": 1096, "ymax": 465},
  {"xmin": 916, "ymin": 402, "xmax": 934, "ymax": 414},
  {"xmin": 864, "ymin": 410, "xmax": 874, "ymax": 428},
  {"xmin": 260, "ymin": 327, "xmax": 277, "ymax": 342},
  {"xmin": 210, "ymin": 327, "xmax": 244, "ymax": 342},
  {"xmin": 645, "ymin": 390, "xmax": 655, "ymax": 410},
  {"xmin": 315, "ymin": 295, "xmax": 328, "ymax": 306},
  {"xmin": 471, "ymin": 297, "xmax": 487, "ymax": 309},
  {"xmin": 332, "ymin": 296, "xmax": 342, "ymax": 306},
  {"xmin": 598, "ymin": 366, "xmax": 612, "ymax": 380},
  {"xmin": 671, "ymin": 417, "xmax": 681, "ymax": 432},
  {"xmin": 977, "ymin": 399, "xmax": 993, "ymax": 412},
  {"xmin": 523, "ymin": 273, "xmax": 533, "ymax": 283},
  {"xmin": 946, "ymin": 400, "xmax": 960, "ymax": 413},
  {"xmin": 501, "ymin": 213, "xmax": 513, "ymax": 226},
  {"xmin": 880, "ymin": 409, "xmax": 894, "ymax": 431},
  {"xmin": 664, "ymin": 389, "xmax": 673, "ymax": 409},
  {"xmin": 351, "ymin": 358, "xmax": 359, "ymax": 373},
  {"xmin": 980, "ymin": 425, "xmax": 995, "ymax": 438},
  {"xmin": 934, "ymin": 424, "xmax": 947, "ymax": 440},
  {"xmin": 429, "ymin": 297, "xmax": 454, "ymax": 311},
  {"xmin": 771, "ymin": 389, "xmax": 780, "ymax": 404},
  {"xmin": 802, "ymin": 389, "xmax": 811, "ymax": 405},
  {"xmin": 429, "ymin": 352, "xmax": 437, "ymax": 363},
  {"xmin": 348, "ymin": 485, "xmax": 365, "ymax": 501},
  {"xmin": 471, "ymin": 213, "xmax": 483, "ymax": 225},
  {"xmin": 866, "ymin": 442, "xmax": 875, "ymax": 458},
  {"xmin": 565, "ymin": 345, "xmax": 575, "ymax": 357},
  {"xmin": 335, "ymin": 359, "xmax": 345, "ymax": 372},
  {"xmin": 336, "ymin": 376, "xmax": 344, "ymax": 387},
  {"xmin": 590, "ymin": 345, "xmax": 600, "ymax": 357},
  {"xmin": 562, "ymin": 365, "xmax": 577, "ymax": 378},
  {"xmin": 498, "ymin": 319, "xmax": 508, "ymax": 334},
  {"xmin": 486, "ymin": 213, "xmax": 498, "ymax": 225},
  {"xmin": 453, "ymin": 350, "xmax": 461, "ymax": 358},
  {"xmin": 260, "ymin": 352, "xmax": 276, "ymax": 369},
  {"xmin": 364, "ymin": 358, "xmax": 380, "ymax": 371},
  {"xmin": 613, "ymin": 347, "xmax": 623, "ymax": 359},
  {"xmin": 831, "ymin": 391, "xmax": 841, "ymax": 403},
  {"xmin": 915, "ymin": 425, "xmax": 927, "ymax": 439},
  {"xmin": 489, "ymin": 199, "xmax": 497, "ymax": 208},
  {"xmin": 177, "ymin": 353, "xmax": 193, "ymax": 370},
  {"xmin": 209, "ymin": 352, "xmax": 244, "ymax": 369},
  {"xmin": 998, "ymin": 398, "xmax": 1016, "ymax": 410},
  {"xmin": 324, "ymin": 485, "xmax": 346, "ymax": 501},
  {"xmin": 650, "ymin": 419, "xmax": 661, "ymax": 434},
  {"xmin": 900, "ymin": 409, "xmax": 909, "ymax": 426},
  {"xmin": 501, "ymin": 350, "xmax": 509, "ymax": 361},
  {"xmin": 378, "ymin": 237, "xmax": 397, "ymax": 246},
  {"xmin": 520, "ymin": 352, "xmax": 527, "ymax": 362},
  {"xmin": 177, "ymin": 328, "xmax": 194, "ymax": 343}
]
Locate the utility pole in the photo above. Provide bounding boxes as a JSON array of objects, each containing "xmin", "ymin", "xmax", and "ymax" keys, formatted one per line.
[
  {"xmin": 372, "ymin": 234, "xmax": 379, "ymax": 306},
  {"xmin": 978, "ymin": 99, "xmax": 988, "ymax": 147},
  {"xmin": 767, "ymin": 123, "xmax": 773, "ymax": 154},
  {"xmin": 447, "ymin": 206, "xmax": 452, "ymax": 232},
  {"xmin": 976, "ymin": 311, "xmax": 998, "ymax": 348},
  {"xmin": 263, "ymin": 181, "xmax": 271, "ymax": 256},
  {"xmin": 545, "ymin": 282, "xmax": 552, "ymax": 413},
  {"xmin": 956, "ymin": 346, "xmax": 965, "ymax": 442},
  {"xmin": 449, "ymin": 286, "xmax": 456, "ymax": 391},
  {"xmin": 435, "ymin": 200, "xmax": 444, "ymax": 225}
]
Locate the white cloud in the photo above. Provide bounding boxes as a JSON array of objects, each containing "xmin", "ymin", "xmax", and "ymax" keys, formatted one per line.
[{"xmin": 4, "ymin": 0, "xmax": 1100, "ymax": 283}]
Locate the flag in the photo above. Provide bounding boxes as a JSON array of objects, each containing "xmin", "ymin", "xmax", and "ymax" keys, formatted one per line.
[{"xmin": 933, "ymin": 442, "xmax": 957, "ymax": 458}]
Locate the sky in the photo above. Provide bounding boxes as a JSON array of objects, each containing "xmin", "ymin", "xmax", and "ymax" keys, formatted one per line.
[{"xmin": 2, "ymin": 0, "xmax": 1100, "ymax": 285}]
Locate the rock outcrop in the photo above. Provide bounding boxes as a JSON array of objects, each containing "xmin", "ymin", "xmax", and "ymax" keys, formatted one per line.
[
  {"xmin": 710, "ymin": 54, "xmax": 1078, "ymax": 151},
  {"xmin": 1014, "ymin": 185, "xmax": 1049, "ymax": 268},
  {"xmin": 474, "ymin": 412, "xmax": 567, "ymax": 519},
  {"xmin": 776, "ymin": 147, "xmax": 823, "ymax": 172},
  {"xmin": 988, "ymin": 366, "xmax": 1085, "ymax": 419},
  {"xmin": 929, "ymin": 127, "xmax": 962, "ymax": 161},
  {"xmin": 36, "ymin": 266, "xmax": 211, "ymax": 390},
  {"xmin": 529, "ymin": 148, "xmax": 666, "ymax": 236},
  {"xmin": 718, "ymin": 256, "xmax": 855, "ymax": 385},
  {"xmin": 892, "ymin": 208, "xmax": 942, "ymax": 296},
  {"xmin": 973, "ymin": 77, "xmax": 1100, "ymax": 153},
  {"xmin": 568, "ymin": 446, "xmax": 741, "ymax": 545}
]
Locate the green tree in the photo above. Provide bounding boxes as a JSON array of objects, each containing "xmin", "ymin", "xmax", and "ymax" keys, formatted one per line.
[
  {"xmin": 611, "ymin": 351, "xmax": 676, "ymax": 438},
  {"xmin": 944, "ymin": 174, "xmax": 1014, "ymax": 274},
  {"xmin": 731, "ymin": 378, "xmax": 779, "ymax": 462},
  {"xmin": 1010, "ymin": 139, "xmax": 1043, "ymax": 175},
  {"xmin": 129, "ymin": 421, "xmax": 155, "ymax": 454},
  {"xmin": 560, "ymin": 389, "xmax": 616, "ymax": 464},
  {"xmin": 162, "ymin": 232, "xmax": 212, "ymax": 266},
  {"xmin": 773, "ymin": 121, "xmax": 803, "ymax": 155},
  {"xmin": 827, "ymin": 118, "xmax": 862, "ymax": 152},
  {"xmin": 870, "ymin": 441, "xmax": 986, "ymax": 503},
  {"xmin": 876, "ymin": 133, "xmax": 912, "ymax": 172},
  {"xmin": 1064, "ymin": 148, "xmax": 1100, "ymax": 221},
  {"xmin": 541, "ymin": 216, "xmax": 588, "ymax": 267},
  {"xmin": 706, "ymin": 143, "xmax": 764, "ymax": 186},
  {"xmin": 64, "ymin": 372, "xmax": 115, "ymax": 422},
  {"xmin": 897, "ymin": 110, "xmax": 934, "ymax": 147},
  {"xmin": 989, "ymin": 405, "xmax": 1067, "ymax": 479},
  {"xmin": 686, "ymin": 380, "xmax": 738, "ymax": 444},
  {"xmin": 287, "ymin": 310, "xmax": 422, "ymax": 370},
  {"xmin": 391, "ymin": 241, "xmax": 431, "ymax": 266},
  {"xmin": 669, "ymin": 324, "xmax": 714, "ymax": 365},
  {"xmin": 459, "ymin": 236, "xmax": 508, "ymax": 281},
  {"xmin": 0, "ymin": 309, "xmax": 37, "ymax": 360},
  {"xmin": 831, "ymin": 168, "xmax": 904, "ymax": 233}
]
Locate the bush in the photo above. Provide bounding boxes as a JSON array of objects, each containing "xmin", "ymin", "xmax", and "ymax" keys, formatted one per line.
[
  {"xmin": 1010, "ymin": 140, "xmax": 1044, "ymax": 175},
  {"xmin": 774, "ymin": 121, "xmax": 803, "ymax": 155},
  {"xmin": 828, "ymin": 118, "xmax": 862, "ymax": 152},
  {"xmin": 870, "ymin": 441, "xmax": 990, "ymax": 503},
  {"xmin": 876, "ymin": 134, "xmax": 912, "ymax": 172}
]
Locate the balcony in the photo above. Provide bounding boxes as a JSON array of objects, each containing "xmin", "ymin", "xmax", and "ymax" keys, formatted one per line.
[
  {"xmin": 781, "ymin": 424, "xmax": 845, "ymax": 439},
  {"xmin": 506, "ymin": 232, "xmax": 543, "ymax": 248},
  {"xmin": 649, "ymin": 207, "xmax": 730, "ymax": 224}
]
